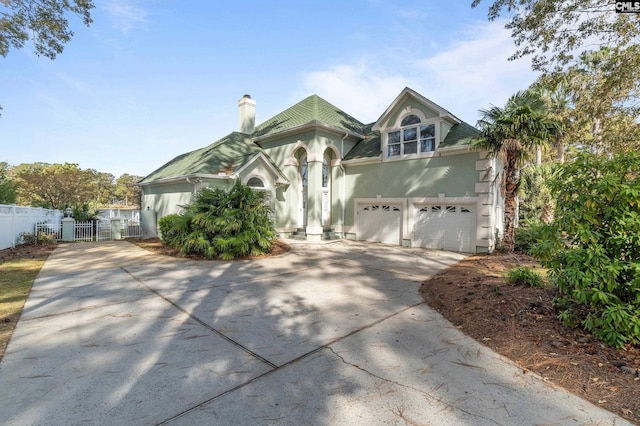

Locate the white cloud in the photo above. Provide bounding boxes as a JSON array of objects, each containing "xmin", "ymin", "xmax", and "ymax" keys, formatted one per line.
[
  {"xmin": 416, "ymin": 20, "xmax": 538, "ymax": 123},
  {"xmin": 297, "ymin": 59, "xmax": 408, "ymax": 123},
  {"xmin": 101, "ymin": 0, "xmax": 148, "ymax": 32},
  {"xmin": 297, "ymin": 20, "xmax": 538, "ymax": 125}
]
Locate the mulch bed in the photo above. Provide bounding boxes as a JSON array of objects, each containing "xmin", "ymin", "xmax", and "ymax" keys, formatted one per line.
[
  {"xmin": 127, "ymin": 238, "xmax": 291, "ymax": 260},
  {"xmin": 420, "ymin": 252, "xmax": 639, "ymax": 424}
]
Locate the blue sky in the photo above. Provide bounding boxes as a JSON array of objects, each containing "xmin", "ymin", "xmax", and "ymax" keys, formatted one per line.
[{"xmin": 0, "ymin": 0, "xmax": 537, "ymax": 178}]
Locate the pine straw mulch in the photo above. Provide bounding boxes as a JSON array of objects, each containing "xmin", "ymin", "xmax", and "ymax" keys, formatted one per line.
[
  {"xmin": 420, "ymin": 252, "xmax": 639, "ymax": 424},
  {"xmin": 0, "ymin": 242, "xmax": 59, "ymax": 264}
]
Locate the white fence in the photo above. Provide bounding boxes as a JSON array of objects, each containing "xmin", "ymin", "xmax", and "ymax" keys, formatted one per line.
[
  {"xmin": 34, "ymin": 222, "xmax": 62, "ymax": 241},
  {"xmin": 0, "ymin": 204, "xmax": 62, "ymax": 249},
  {"xmin": 34, "ymin": 218, "xmax": 142, "ymax": 243},
  {"xmin": 96, "ymin": 220, "xmax": 111, "ymax": 241},
  {"xmin": 121, "ymin": 220, "xmax": 142, "ymax": 239},
  {"xmin": 74, "ymin": 222, "xmax": 94, "ymax": 242}
]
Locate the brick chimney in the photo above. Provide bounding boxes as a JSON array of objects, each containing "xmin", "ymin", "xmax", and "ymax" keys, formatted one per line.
[{"xmin": 238, "ymin": 94, "xmax": 256, "ymax": 134}]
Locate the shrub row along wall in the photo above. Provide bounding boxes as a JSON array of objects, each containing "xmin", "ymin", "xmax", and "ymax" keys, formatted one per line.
[{"xmin": 0, "ymin": 204, "xmax": 62, "ymax": 250}]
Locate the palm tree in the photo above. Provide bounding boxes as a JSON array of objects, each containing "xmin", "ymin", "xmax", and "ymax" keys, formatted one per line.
[
  {"xmin": 533, "ymin": 79, "xmax": 572, "ymax": 163},
  {"xmin": 473, "ymin": 90, "xmax": 563, "ymax": 252}
]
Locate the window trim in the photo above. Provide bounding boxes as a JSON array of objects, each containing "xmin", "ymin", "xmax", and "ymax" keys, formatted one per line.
[
  {"xmin": 384, "ymin": 111, "xmax": 440, "ymax": 161},
  {"xmin": 247, "ymin": 176, "xmax": 265, "ymax": 189}
]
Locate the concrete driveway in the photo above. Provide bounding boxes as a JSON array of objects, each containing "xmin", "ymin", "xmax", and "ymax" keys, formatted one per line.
[{"xmin": 0, "ymin": 240, "xmax": 631, "ymax": 425}]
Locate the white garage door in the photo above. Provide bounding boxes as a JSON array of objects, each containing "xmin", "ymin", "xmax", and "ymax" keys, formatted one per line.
[
  {"xmin": 413, "ymin": 205, "xmax": 475, "ymax": 252},
  {"xmin": 357, "ymin": 204, "xmax": 402, "ymax": 245}
]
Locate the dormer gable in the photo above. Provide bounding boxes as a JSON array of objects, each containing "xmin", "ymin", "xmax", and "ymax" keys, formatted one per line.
[
  {"xmin": 371, "ymin": 88, "xmax": 463, "ymax": 161},
  {"xmin": 372, "ymin": 87, "xmax": 460, "ymax": 132}
]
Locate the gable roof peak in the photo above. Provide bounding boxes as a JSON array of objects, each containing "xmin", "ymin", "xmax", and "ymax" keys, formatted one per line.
[{"xmin": 372, "ymin": 88, "xmax": 461, "ymax": 131}]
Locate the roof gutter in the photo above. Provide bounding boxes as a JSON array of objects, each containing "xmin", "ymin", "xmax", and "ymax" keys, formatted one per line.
[
  {"xmin": 253, "ymin": 120, "xmax": 363, "ymax": 144},
  {"xmin": 137, "ymin": 173, "xmax": 233, "ymax": 187},
  {"xmin": 341, "ymin": 156, "xmax": 382, "ymax": 166}
]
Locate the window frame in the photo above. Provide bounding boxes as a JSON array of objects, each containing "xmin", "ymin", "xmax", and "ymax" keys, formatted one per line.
[
  {"xmin": 384, "ymin": 113, "xmax": 439, "ymax": 161},
  {"xmin": 247, "ymin": 176, "xmax": 265, "ymax": 189}
]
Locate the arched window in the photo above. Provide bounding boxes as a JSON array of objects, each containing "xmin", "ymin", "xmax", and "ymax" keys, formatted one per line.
[
  {"xmin": 322, "ymin": 158, "xmax": 329, "ymax": 188},
  {"xmin": 300, "ymin": 157, "xmax": 308, "ymax": 189},
  {"xmin": 401, "ymin": 114, "xmax": 421, "ymax": 126},
  {"xmin": 247, "ymin": 177, "xmax": 265, "ymax": 188},
  {"xmin": 387, "ymin": 114, "xmax": 436, "ymax": 158}
]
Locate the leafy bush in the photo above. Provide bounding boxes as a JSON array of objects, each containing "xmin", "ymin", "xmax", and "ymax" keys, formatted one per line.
[
  {"xmin": 159, "ymin": 181, "xmax": 275, "ymax": 260},
  {"xmin": 506, "ymin": 266, "xmax": 545, "ymax": 288},
  {"xmin": 71, "ymin": 204, "xmax": 99, "ymax": 222},
  {"xmin": 158, "ymin": 213, "xmax": 184, "ymax": 246},
  {"xmin": 514, "ymin": 219, "xmax": 547, "ymax": 254},
  {"xmin": 519, "ymin": 163, "xmax": 556, "ymax": 223},
  {"xmin": 531, "ymin": 151, "xmax": 640, "ymax": 348},
  {"xmin": 18, "ymin": 231, "xmax": 55, "ymax": 245}
]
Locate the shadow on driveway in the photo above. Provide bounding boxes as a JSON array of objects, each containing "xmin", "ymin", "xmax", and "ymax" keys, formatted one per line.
[{"xmin": 0, "ymin": 240, "xmax": 631, "ymax": 425}]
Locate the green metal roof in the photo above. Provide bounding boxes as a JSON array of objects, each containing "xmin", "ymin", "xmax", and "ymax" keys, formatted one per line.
[
  {"xmin": 439, "ymin": 122, "xmax": 480, "ymax": 148},
  {"xmin": 343, "ymin": 123, "xmax": 381, "ymax": 160},
  {"xmin": 253, "ymin": 95, "xmax": 365, "ymax": 138},
  {"xmin": 140, "ymin": 132, "xmax": 266, "ymax": 184},
  {"xmin": 141, "ymin": 96, "xmax": 480, "ymax": 184},
  {"xmin": 343, "ymin": 121, "xmax": 479, "ymax": 160}
]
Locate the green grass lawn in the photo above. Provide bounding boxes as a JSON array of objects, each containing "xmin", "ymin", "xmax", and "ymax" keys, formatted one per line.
[{"xmin": 0, "ymin": 250, "xmax": 52, "ymax": 360}]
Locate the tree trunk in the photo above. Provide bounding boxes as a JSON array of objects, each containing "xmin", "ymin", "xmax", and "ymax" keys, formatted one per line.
[
  {"xmin": 555, "ymin": 136, "xmax": 565, "ymax": 164},
  {"xmin": 502, "ymin": 153, "xmax": 520, "ymax": 252},
  {"xmin": 541, "ymin": 201, "xmax": 555, "ymax": 223}
]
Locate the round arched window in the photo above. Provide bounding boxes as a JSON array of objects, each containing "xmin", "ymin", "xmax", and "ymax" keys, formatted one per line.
[
  {"xmin": 401, "ymin": 114, "xmax": 421, "ymax": 126},
  {"xmin": 247, "ymin": 177, "xmax": 265, "ymax": 188}
]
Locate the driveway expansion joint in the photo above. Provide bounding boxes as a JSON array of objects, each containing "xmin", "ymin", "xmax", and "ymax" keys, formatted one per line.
[
  {"xmin": 4, "ymin": 241, "xmax": 627, "ymax": 425},
  {"xmin": 326, "ymin": 343, "xmax": 505, "ymax": 425},
  {"xmin": 121, "ymin": 267, "xmax": 278, "ymax": 369}
]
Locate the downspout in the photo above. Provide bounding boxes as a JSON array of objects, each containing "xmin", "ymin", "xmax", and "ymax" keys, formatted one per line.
[
  {"xmin": 340, "ymin": 133, "xmax": 348, "ymax": 238},
  {"xmin": 185, "ymin": 177, "xmax": 202, "ymax": 195},
  {"xmin": 185, "ymin": 177, "xmax": 196, "ymax": 195}
]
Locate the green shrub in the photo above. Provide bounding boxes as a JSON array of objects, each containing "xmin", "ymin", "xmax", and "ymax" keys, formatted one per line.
[
  {"xmin": 531, "ymin": 151, "xmax": 640, "ymax": 348},
  {"xmin": 506, "ymin": 266, "xmax": 545, "ymax": 288},
  {"xmin": 519, "ymin": 163, "xmax": 556, "ymax": 223},
  {"xmin": 158, "ymin": 213, "xmax": 184, "ymax": 246},
  {"xmin": 514, "ymin": 219, "xmax": 548, "ymax": 254},
  {"xmin": 18, "ymin": 232, "xmax": 38, "ymax": 245},
  {"xmin": 71, "ymin": 204, "xmax": 99, "ymax": 222},
  {"xmin": 18, "ymin": 230, "xmax": 55, "ymax": 245},
  {"xmin": 158, "ymin": 181, "xmax": 275, "ymax": 260}
]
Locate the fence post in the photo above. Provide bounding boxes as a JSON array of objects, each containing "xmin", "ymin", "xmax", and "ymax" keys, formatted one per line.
[
  {"xmin": 11, "ymin": 205, "xmax": 15, "ymax": 248},
  {"xmin": 110, "ymin": 217, "xmax": 123, "ymax": 240},
  {"xmin": 62, "ymin": 218, "xmax": 75, "ymax": 242}
]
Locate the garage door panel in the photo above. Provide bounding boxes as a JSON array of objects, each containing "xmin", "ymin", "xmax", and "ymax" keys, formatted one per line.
[
  {"xmin": 413, "ymin": 205, "xmax": 475, "ymax": 252},
  {"xmin": 358, "ymin": 204, "xmax": 401, "ymax": 245},
  {"xmin": 413, "ymin": 210, "xmax": 443, "ymax": 247}
]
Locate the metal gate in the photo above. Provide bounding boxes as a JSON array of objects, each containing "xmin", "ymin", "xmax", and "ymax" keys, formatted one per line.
[
  {"xmin": 35, "ymin": 219, "xmax": 141, "ymax": 242},
  {"xmin": 96, "ymin": 220, "xmax": 112, "ymax": 241}
]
